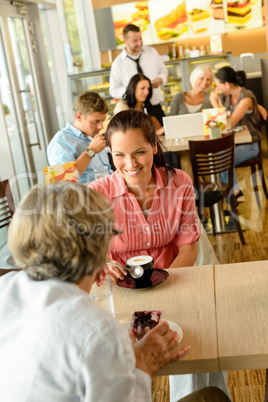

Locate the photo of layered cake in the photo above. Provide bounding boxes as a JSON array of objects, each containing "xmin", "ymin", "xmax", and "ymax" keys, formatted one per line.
[
  {"xmin": 210, "ymin": 0, "xmax": 224, "ymax": 19},
  {"xmin": 187, "ymin": 8, "xmax": 211, "ymax": 34},
  {"xmin": 226, "ymin": 0, "xmax": 252, "ymax": 26}
]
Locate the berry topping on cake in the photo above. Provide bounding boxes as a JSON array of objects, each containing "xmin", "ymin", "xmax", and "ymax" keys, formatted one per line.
[{"xmin": 131, "ymin": 310, "xmax": 162, "ymax": 340}]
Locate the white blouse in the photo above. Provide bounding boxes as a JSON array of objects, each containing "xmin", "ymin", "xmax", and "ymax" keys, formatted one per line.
[{"xmin": 185, "ymin": 102, "xmax": 203, "ymax": 113}]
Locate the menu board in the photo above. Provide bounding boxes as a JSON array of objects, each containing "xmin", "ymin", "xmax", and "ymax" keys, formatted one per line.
[
  {"xmin": 111, "ymin": 1, "xmax": 153, "ymax": 47},
  {"xmin": 111, "ymin": 0, "xmax": 264, "ymax": 48},
  {"xmin": 186, "ymin": 0, "xmax": 226, "ymax": 38},
  {"xmin": 149, "ymin": 0, "xmax": 188, "ymax": 44},
  {"xmin": 223, "ymin": 0, "xmax": 263, "ymax": 32}
]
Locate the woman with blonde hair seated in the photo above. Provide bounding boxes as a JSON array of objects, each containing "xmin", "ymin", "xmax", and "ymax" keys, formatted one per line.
[
  {"xmin": 170, "ymin": 64, "xmax": 213, "ymax": 116},
  {"xmin": 169, "ymin": 64, "xmax": 213, "ymax": 179}
]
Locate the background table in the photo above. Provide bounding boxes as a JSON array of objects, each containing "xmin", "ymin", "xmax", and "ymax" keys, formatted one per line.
[
  {"xmin": 113, "ymin": 265, "xmax": 219, "ymax": 376},
  {"xmin": 162, "ymin": 126, "xmax": 252, "ymax": 153}
]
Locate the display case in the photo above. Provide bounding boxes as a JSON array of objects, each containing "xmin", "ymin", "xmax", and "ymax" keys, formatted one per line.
[
  {"xmin": 68, "ymin": 53, "xmax": 233, "ymax": 118},
  {"xmin": 68, "ymin": 69, "xmax": 112, "ymax": 118}
]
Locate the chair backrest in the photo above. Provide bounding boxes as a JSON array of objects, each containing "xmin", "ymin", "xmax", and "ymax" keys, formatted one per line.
[
  {"xmin": 189, "ymin": 132, "xmax": 235, "ymax": 192},
  {"xmin": 0, "ymin": 180, "xmax": 15, "ymax": 229}
]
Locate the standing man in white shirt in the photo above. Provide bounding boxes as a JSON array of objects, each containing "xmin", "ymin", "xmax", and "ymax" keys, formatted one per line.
[{"xmin": 109, "ymin": 24, "xmax": 168, "ymax": 125}]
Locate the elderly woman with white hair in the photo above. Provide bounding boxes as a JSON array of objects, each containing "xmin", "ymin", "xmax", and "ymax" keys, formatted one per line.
[{"xmin": 170, "ymin": 64, "xmax": 213, "ymax": 116}]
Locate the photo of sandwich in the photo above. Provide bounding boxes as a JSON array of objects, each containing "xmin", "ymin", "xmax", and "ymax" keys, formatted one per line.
[
  {"xmin": 112, "ymin": 1, "xmax": 150, "ymax": 46},
  {"xmin": 187, "ymin": 8, "xmax": 211, "ymax": 34},
  {"xmin": 210, "ymin": 0, "xmax": 225, "ymax": 19},
  {"xmin": 113, "ymin": 19, "xmax": 131, "ymax": 45},
  {"xmin": 131, "ymin": 1, "xmax": 150, "ymax": 31},
  {"xmin": 226, "ymin": 0, "xmax": 252, "ymax": 26},
  {"xmin": 153, "ymin": 1, "xmax": 188, "ymax": 40}
]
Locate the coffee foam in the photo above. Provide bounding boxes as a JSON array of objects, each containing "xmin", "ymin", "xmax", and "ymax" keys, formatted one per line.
[{"xmin": 127, "ymin": 255, "xmax": 153, "ymax": 266}]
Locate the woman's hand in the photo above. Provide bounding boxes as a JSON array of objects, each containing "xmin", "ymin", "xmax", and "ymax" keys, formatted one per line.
[
  {"xmin": 258, "ymin": 104, "xmax": 267, "ymax": 121},
  {"xmin": 105, "ymin": 260, "xmax": 128, "ymax": 282},
  {"xmin": 156, "ymin": 126, "xmax": 165, "ymax": 136},
  {"xmin": 130, "ymin": 320, "xmax": 190, "ymax": 377},
  {"xmin": 209, "ymin": 88, "xmax": 220, "ymax": 108}
]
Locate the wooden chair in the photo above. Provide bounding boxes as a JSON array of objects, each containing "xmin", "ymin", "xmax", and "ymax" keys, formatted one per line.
[
  {"xmin": 189, "ymin": 132, "xmax": 246, "ymax": 245},
  {"xmin": 0, "ymin": 179, "xmax": 15, "ymax": 229},
  {"xmin": 235, "ymin": 138, "xmax": 268, "ymax": 210},
  {"xmin": 0, "ymin": 268, "xmax": 21, "ymax": 277}
]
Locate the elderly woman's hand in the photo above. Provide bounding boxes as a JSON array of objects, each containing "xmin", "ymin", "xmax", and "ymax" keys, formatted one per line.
[{"xmin": 130, "ymin": 320, "xmax": 190, "ymax": 377}]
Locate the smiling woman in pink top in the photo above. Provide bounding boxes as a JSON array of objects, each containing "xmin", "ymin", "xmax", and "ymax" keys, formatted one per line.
[{"xmin": 89, "ymin": 110, "xmax": 200, "ymax": 280}]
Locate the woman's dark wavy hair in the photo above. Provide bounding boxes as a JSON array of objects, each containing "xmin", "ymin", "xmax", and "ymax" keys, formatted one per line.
[
  {"xmin": 215, "ymin": 66, "xmax": 246, "ymax": 87},
  {"xmin": 106, "ymin": 110, "xmax": 175, "ymax": 182},
  {"xmin": 122, "ymin": 73, "xmax": 153, "ymax": 109}
]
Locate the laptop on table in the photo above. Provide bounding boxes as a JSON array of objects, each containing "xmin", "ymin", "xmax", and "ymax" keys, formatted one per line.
[{"xmin": 163, "ymin": 113, "xmax": 204, "ymax": 141}]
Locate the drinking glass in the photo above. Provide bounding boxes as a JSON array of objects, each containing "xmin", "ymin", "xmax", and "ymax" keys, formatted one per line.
[
  {"xmin": 89, "ymin": 275, "xmax": 115, "ymax": 317},
  {"xmin": 94, "ymin": 166, "xmax": 109, "ymax": 180}
]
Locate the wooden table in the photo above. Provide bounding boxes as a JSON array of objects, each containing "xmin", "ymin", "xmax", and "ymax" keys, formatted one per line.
[
  {"xmin": 113, "ymin": 265, "xmax": 219, "ymax": 376},
  {"xmin": 161, "ymin": 126, "xmax": 252, "ymax": 152},
  {"xmin": 113, "ymin": 260, "xmax": 268, "ymax": 376},
  {"xmin": 215, "ymin": 260, "xmax": 268, "ymax": 371}
]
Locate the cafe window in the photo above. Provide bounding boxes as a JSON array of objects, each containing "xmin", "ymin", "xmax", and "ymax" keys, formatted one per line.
[
  {"xmin": 39, "ymin": 4, "xmax": 65, "ymax": 128},
  {"xmin": 58, "ymin": 0, "xmax": 101, "ymax": 74}
]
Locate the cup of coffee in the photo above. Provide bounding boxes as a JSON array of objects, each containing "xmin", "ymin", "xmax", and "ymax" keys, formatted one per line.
[{"xmin": 126, "ymin": 255, "xmax": 154, "ymax": 288}]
